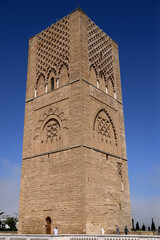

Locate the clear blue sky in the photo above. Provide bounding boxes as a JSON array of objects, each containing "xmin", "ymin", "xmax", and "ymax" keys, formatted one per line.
[{"xmin": 0, "ymin": 0, "xmax": 159, "ymax": 229}]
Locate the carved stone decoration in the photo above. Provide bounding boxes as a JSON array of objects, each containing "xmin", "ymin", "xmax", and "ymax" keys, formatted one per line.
[
  {"xmin": 93, "ymin": 109, "xmax": 117, "ymax": 145},
  {"xmin": 97, "ymin": 116, "xmax": 111, "ymax": 140},
  {"xmin": 34, "ymin": 107, "xmax": 68, "ymax": 143},
  {"xmin": 117, "ymin": 162, "xmax": 122, "ymax": 179},
  {"xmin": 36, "ymin": 16, "xmax": 70, "ymax": 88},
  {"xmin": 87, "ymin": 18, "xmax": 115, "ymax": 93},
  {"xmin": 43, "ymin": 119, "xmax": 60, "ymax": 143}
]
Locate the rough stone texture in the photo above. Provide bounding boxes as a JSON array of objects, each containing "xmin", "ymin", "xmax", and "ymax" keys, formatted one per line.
[{"xmin": 19, "ymin": 8, "xmax": 132, "ymax": 235}]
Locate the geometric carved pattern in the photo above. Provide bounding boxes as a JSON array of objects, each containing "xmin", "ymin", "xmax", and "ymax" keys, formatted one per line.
[
  {"xmin": 117, "ymin": 162, "xmax": 122, "ymax": 179},
  {"xmin": 46, "ymin": 119, "xmax": 59, "ymax": 143},
  {"xmin": 46, "ymin": 122, "xmax": 58, "ymax": 139},
  {"xmin": 93, "ymin": 108, "xmax": 117, "ymax": 145},
  {"xmin": 34, "ymin": 107, "xmax": 68, "ymax": 142},
  {"xmin": 97, "ymin": 116, "xmax": 111, "ymax": 139},
  {"xmin": 88, "ymin": 18, "xmax": 115, "ymax": 90},
  {"xmin": 36, "ymin": 16, "xmax": 70, "ymax": 86}
]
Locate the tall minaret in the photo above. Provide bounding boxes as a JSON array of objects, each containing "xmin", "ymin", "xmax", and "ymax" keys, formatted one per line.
[{"xmin": 19, "ymin": 8, "xmax": 132, "ymax": 234}]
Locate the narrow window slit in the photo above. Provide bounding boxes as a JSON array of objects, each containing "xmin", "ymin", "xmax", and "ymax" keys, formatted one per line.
[{"xmin": 51, "ymin": 78, "xmax": 54, "ymax": 91}]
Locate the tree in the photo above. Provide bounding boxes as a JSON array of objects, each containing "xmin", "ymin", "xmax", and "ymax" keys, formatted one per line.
[
  {"xmin": 142, "ymin": 223, "xmax": 146, "ymax": 231},
  {"xmin": 0, "ymin": 210, "xmax": 4, "ymax": 216},
  {"xmin": 136, "ymin": 221, "xmax": 140, "ymax": 230},
  {"xmin": 4, "ymin": 217, "xmax": 18, "ymax": 230},
  {"xmin": 0, "ymin": 210, "xmax": 4, "ymax": 229},
  {"xmin": 148, "ymin": 226, "xmax": 151, "ymax": 231},
  {"xmin": 132, "ymin": 218, "xmax": 135, "ymax": 230},
  {"xmin": 151, "ymin": 218, "xmax": 156, "ymax": 231}
]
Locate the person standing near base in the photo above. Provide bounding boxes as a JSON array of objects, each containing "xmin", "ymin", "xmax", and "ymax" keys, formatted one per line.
[
  {"xmin": 116, "ymin": 224, "xmax": 120, "ymax": 234},
  {"xmin": 101, "ymin": 227, "xmax": 105, "ymax": 234},
  {"xmin": 53, "ymin": 226, "xmax": 58, "ymax": 235},
  {"xmin": 124, "ymin": 226, "xmax": 128, "ymax": 235}
]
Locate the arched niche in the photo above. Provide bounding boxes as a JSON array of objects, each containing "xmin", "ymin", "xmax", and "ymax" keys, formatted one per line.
[
  {"xmin": 45, "ymin": 216, "xmax": 51, "ymax": 234},
  {"xmin": 89, "ymin": 65, "xmax": 97, "ymax": 87},
  {"xmin": 107, "ymin": 78, "xmax": 115, "ymax": 98},
  {"xmin": 99, "ymin": 72, "xmax": 106, "ymax": 92},
  {"xmin": 47, "ymin": 69, "xmax": 57, "ymax": 92},
  {"xmin": 58, "ymin": 63, "xmax": 69, "ymax": 87},
  {"xmin": 41, "ymin": 116, "xmax": 62, "ymax": 145},
  {"xmin": 93, "ymin": 109, "xmax": 117, "ymax": 147},
  {"xmin": 36, "ymin": 74, "xmax": 45, "ymax": 96}
]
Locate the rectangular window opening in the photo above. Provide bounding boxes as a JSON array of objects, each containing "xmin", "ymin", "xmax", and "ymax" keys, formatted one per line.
[{"xmin": 51, "ymin": 78, "xmax": 54, "ymax": 91}]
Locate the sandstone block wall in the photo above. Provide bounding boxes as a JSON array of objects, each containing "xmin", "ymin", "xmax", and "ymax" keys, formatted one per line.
[{"xmin": 19, "ymin": 8, "xmax": 132, "ymax": 234}]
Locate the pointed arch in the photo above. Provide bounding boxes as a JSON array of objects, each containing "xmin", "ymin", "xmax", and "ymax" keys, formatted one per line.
[
  {"xmin": 58, "ymin": 62, "xmax": 69, "ymax": 74},
  {"xmin": 46, "ymin": 64, "xmax": 58, "ymax": 79},
  {"xmin": 99, "ymin": 71, "xmax": 106, "ymax": 92},
  {"xmin": 47, "ymin": 68, "xmax": 57, "ymax": 92},
  {"xmin": 58, "ymin": 62, "xmax": 69, "ymax": 87},
  {"xmin": 107, "ymin": 76, "xmax": 115, "ymax": 98},
  {"xmin": 45, "ymin": 217, "xmax": 51, "ymax": 234},
  {"xmin": 89, "ymin": 65, "xmax": 98, "ymax": 87},
  {"xmin": 93, "ymin": 108, "xmax": 117, "ymax": 145},
  {"xmin": 36, "ymin": 74, "xmax": 45, "ymax": 96}
]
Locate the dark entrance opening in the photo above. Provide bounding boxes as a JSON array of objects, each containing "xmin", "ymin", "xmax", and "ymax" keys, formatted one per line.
[{"xmin": 45, "ymin": 216, "xmax": 51, "ymax": 234}]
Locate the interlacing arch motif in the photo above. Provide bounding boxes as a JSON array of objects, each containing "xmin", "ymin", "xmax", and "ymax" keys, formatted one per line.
[
  {"xmin": 35, "ymin": 15, "xmax": 70, "ymax": 92},
  {"xmin": 34, "ymin": 107, "xmax": 68, "ymax": 143},
  {"xmin": 46, "ymin": 67, "xmax": 57, "ymax": 81},
  {"xmin": 99, "ymin": 71, "xmax": 106, "ymax": 92},
  {"xmin": 46, "ymin": 68, "xmax": 57, "ymax": 91},
  {"xmin": 99, "ymin": 71, "xmax": 106, "ymax": 81},
  {"xmin": 88, "ymin": 18, "xmax": 116, "ymax": 95},
  {"xmin": 117, "ymin": 162, "xmax": 123, "ymax": 179},
  {"xmin": 106, "ymin": 75, "xmax": 115, "ymax": 90},
  {"xmin": 35, "ymin": 74, "xmax": 45, "ymax": 96},
  {"xmin": 58, "ymin": 62, "xmax": 69, "ymax": 76},
  {"xmin": 36, "ymin": 73, "xmax": 45, "ymax": 87},
  {"xmin": 89, "ymin": 64, "xmax": 98, "ymax": 79},
  {"xmin": 93, "ymin": 109, "xmax": 117, "ymax": 145},
  {"xmin": 97, "ymin": 116, "xmax": 111, "ymax": 138}
]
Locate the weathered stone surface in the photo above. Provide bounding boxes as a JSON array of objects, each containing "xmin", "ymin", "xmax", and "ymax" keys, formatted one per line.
[{"xmin": 19, "ymin": 8, "xmax": 132, "ymax": 234}]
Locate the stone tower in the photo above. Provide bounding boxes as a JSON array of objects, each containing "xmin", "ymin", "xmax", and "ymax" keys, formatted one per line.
[{"xmin": 19, "ymin": 8, "xmax": 132, "ymax": 234}]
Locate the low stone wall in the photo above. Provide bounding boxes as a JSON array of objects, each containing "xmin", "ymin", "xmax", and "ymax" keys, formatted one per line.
[
  {"xmin": 129, "ymin": 231, "xmax": 154, "ymax": 235},
  {"xmin": 0, "ymin": 234, "xmax": 160, "ymax": 240},
  {"xmin": 0, "ymin": 232, "xmax": 17, "ymax": 235}
]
